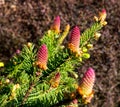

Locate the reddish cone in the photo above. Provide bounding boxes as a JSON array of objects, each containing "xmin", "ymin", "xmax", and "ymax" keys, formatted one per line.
[
  {"xmin": 99, "ymin": 9, "xmax": 107, "ymax": 22},
  {"xmin": 68, "ymin": 26, "xmax": 80, "ymax": 55},
  {"xmin": 51, "ymin": 16, "xmax": 60, "ymax": 33},
  {"xmin": 78, "ymin": 67, "xmax": 95, "ymax": 104},
  {"xmin": 50, "ymin": 72, "xmax": 61, "ymax": 88},
  {"xmin": 36, "ymin": 44, "xmax": 48, "ymax": 70}
]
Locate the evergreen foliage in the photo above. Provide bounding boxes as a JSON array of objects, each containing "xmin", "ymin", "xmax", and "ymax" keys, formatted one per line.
[{"xmin": 0, "ymin": 10, "xmax": 107, "ymax": 107}]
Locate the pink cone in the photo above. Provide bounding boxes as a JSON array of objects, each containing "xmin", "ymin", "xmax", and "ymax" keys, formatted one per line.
[
  {"xmin": 36, "ymin": 44, "xmax": 48, "ymax": 70},
  {"xmin": 80, "ymin": 67, "xmax": 95, "ymax": 95},
  {"xmin": 68, "ymin": 26, "xmax": 80, "ymax": 56},
  {"xmin": 78, "ymin": 68, "xmax": 95, "ymax": 104},
  {"xmin": 99, "ymin": 9, "xmax": 107, "ymax": 22},
  {"xmin": 101, "ymin": 9, "xmax": 106, "ymax": 14},
  {"xmin": 51, "ymin": 16, "xmax": 60, "ymax": 33},
  {"xmin": 55, "ymin": 72, "xmax": 60, "ymax": 82},
  {"xmin": 50, "ymin": 72, "xmax": 61, "ymax": 88},
  {"xmin": 69, "ymin": 26, "xmax": 80, "ymax": 50}
]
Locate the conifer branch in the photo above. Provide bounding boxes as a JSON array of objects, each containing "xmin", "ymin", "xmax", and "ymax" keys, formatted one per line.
[
  {"xmin": 80, "ymin": 22, "xmax": 102, "ymax": 47},
  {"xmin": 0, "ymin": 9, "xmax": 107, "ymax": 106}
]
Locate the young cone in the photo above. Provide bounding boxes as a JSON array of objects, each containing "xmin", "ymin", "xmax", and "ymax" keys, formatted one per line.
[
  {"xmin": 51, "ymin": 16, "xmax": 60, "ymax": 33},
  {"xmin": 68, "ymin": 26, "xmax": 81, "ymax": 56},
  {"xmin": 78, "ymin": 67, "xmax": 95, "ymax": 104},
  {"xmin": 94, "ymin": 32, "xmax": 101, "ymax": 40},
  {"xmin": 50, "ymin": 72, "xmax": 61, "ymax": 88},
  {"xmin": 36, "ymin": 44, "xmax": 48, "ymax": 70},
  {"xmin": 99, "ymin": 9, "xmax": 107, "ymax": 22},
  {"xmin": 94, "ymin": 9, "xmax": 107, "ymax": 26}
]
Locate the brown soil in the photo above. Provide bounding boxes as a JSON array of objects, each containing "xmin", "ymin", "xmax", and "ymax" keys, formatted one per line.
[{"xmin": 0, "ymin": 0, "xmax": 120, "ymax": 107}]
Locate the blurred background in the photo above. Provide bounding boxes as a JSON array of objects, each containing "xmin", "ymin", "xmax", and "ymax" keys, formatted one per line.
[{"xmin": 0, "ymin": 0, "xmax": 120, "ymax": 106}]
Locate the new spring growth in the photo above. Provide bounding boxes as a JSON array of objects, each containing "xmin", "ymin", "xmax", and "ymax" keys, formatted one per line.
[
  {"xmin": 51, "ymin": 16, "xmax": 60, "ymax": 33},
  {"xmin": 87, "ymin": 44, "xmax": 93, "ymax": 50},
  {"xmin": 27, "ymin": 42, "xmax": 32, "ymax": 48},
  {"xmin": 58, "ymin": 24, "xmax": 70, "ymax": 45},
  {"xmin": 94, "ymin": 9, "xmax": 107, "ymax": 26},
  {"xmin": 36, "ymin": 44, "xmax": 48, "ymax": 70},
  {"xmin": 6, "ymin": 79, "xmax": 10, "ymax": 83},
  {"xmin": 0, "ymin": 62, "xmax": 4, "ymax": 67},
  {"xmin": 50, "ymin": 72, "xmax": 61, "ymax": 88},
  {"xmin": 10, "ymin": 84, "xmax": 20, "ymax": 100},
  {"xmin": 82, "ymin": 53, "xmax": 90, "ymax": 59},
  {"xmin": 94, "ymin": 32, "xmax": 101, "ymax": 40},
  {"xmin": 68, "ymin": 26, "xmax": 81, "ymax": 56},
  {"xmin": 12, "ymin": 84, "xmax": 20, "ymax": 93},
  {"xmin": 99, "ymin": 9, "xmax": 107, "ymax": 23},
  {"xmin": 81, "ymin": 47, "xmax": 90, "ymax": 59},
  {"xmin": 77, "ymin": 68, "xmax": 95, "ymax": 104}
]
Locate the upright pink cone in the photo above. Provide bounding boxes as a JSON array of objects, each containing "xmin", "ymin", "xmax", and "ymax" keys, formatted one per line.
[
  {"xmin": 36, "ymin": 44, "xmax": 48, "ymax": 70},
  {"xmin": 99, "ymin": 9, "xmax": 107, "ymax": 22},
  {"xmin": 68, "ymin": 26, "xmax": 80, "ymax": 55},
  {"xmin": 78, "ymin": 67, "xmax": 95, "ymax": 104},
  {"xmin": 50, "ymin": 72, "xmax": 61, "ymax": 88},
  {"xmin": 51, "ymin": 16, "xmax": 60, "ymax": 33}
]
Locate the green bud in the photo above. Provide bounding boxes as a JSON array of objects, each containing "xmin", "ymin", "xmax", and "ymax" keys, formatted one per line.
[
  {"xmin": 82, "ymin": 47, "xmax": 88, "ymax": 52},
  {"xmin": 27, "ymin": 42, "xmax": 32, "ymax": 48},
  {"xmin": 0, "ymin": 62, "xmax": 4, "ymax": 67},
  {"xmin": 55, "ymin": 34, "xmax": 59, "ymax": 38},
  {"xmin": 79, "ymin": 57, "xmax": 82, "ymax": 62},
  {"xmin": 60, "ymin": 45, "xmax": 65, "ymax": 49},
  {"xmin": 82, "ymin": 53, "xmax": 90, "ymax": 59},
  {"xmin": 87, "ymin": 44, "xmax": 93, "ymax": 49},
  {"xmin": 70, "ymin": 72, "xmax": 78, "ymax": 79},
  {"xmin": 47, "ymin": 30, "xmax": 51, "ymax": 34},
  {"xmin": 94, "ymin": 32, "xmax": 101, "ymax": 40}
]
